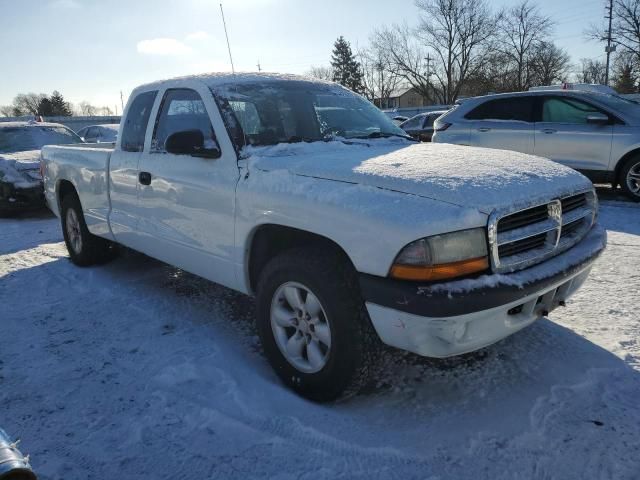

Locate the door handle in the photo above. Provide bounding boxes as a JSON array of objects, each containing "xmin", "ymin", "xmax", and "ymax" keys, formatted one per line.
[
  {"xmin": 138, "ymin": 171, "xmax": 152, "ymax": 185},
  {"xmin": 477, "ymin": 127, "xmax": 491, "ymax": 132},
  {"xmin": 542, "ymin": 128, "xmax": 557, "ymax": 134}
]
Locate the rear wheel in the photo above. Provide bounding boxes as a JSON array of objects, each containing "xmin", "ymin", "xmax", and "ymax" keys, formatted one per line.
[
  {"xmin": 620, "ymin": 155, "xmax": 640, "ymax": 201},
  {"xmin": 61, "ymin": 193, "xmax": 116, "ymax": 266},
  {"xmin": 256, "ymin": 247, "xmax": 378, "ymax": 402}
]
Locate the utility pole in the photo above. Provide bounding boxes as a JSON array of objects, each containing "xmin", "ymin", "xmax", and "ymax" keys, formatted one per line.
[
  {"xmin": 256, "ymin": 60, "xmax": 261, "ymax": 72},
  {"xmin": 376, "ymin": 61, "xmax": 384, "ymax": 107},
  {"xmin": 119, "ymin": 91, "xmax": 124, "ymax": 112},
  {"xmin": 424, "ymin": 54, "xmax": 433, "ymax": 104},
  {"xmin": 604, "ymin": 0, "xmax": 615, "ymax": 85}
]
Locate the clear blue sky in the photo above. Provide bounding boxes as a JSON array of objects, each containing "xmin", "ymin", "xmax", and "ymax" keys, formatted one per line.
[{"xmin": 0, "ymin": 0, "xmax": 605, "ymax": 110}]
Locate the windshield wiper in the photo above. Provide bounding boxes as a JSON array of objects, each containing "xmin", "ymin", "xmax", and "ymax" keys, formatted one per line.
[
  {"xmin": 351, "ymin": 131, "xmax": 416, "ymax": 141},
  {"xmin": 284, "ymin": 136, "xmax": 325, "ymax": 144}
]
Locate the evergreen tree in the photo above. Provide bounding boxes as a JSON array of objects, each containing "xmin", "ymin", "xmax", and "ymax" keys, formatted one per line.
[
  {"xmin": 331, "ymin": 36, "xmax": 364, "ymax": 93},
  {"xmin": 49, "ymin": 90, "xmax": 73, "ymax": 116},
  {"xmin": 613, "ymin": 64, "xmax": 637, "ymax": 94},
  {"xmin": 37, "ymin": 97, "xmax": 54, "ymax": 116}
]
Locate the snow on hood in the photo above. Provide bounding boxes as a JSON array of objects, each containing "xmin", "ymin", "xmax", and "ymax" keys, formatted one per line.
[
  {"xmin": 246, "ymin": 141, "xmax": 592, "ymax": 214},
  {"xmin": 0, "ymin": 150, "xmax": 42, "ymax": 188}
]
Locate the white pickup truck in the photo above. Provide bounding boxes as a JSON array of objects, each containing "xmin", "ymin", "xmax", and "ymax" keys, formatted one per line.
[{"xmin": 42, "ymin": 73, "xmax": 606, "ymax": 401}]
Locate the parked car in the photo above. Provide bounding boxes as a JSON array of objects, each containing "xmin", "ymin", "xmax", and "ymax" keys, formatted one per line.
[
  {"xmin": 76, "ymin": 124, "xmax": 119, "ymax": 143},
  {"xmin": 0, "ymin": 121, "xmax": 83, "ymax": 215},
  {"xmin": 432, "ymin": 90, "xmax": 640, "ymax": 200},
  {"xmin": 392, "ymin": 115, "xmax": 408, "ymax": 125},
  {"xmin": 400, "ymin": 110, "xmax": 448, "ymax": 142},
  {"xmin": 41, "ymin": 73, "xmax": 605, "ymax": 401}
]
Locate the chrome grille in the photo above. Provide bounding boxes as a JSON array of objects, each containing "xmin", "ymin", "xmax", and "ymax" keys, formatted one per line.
[{"xmin": 488, "ymin": 191, "xmax": 596, "ymax": 273}]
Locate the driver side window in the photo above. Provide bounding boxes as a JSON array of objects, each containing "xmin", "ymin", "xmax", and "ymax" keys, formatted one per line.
[{"xmin": 152, "ymin": 88, "xmax": 219, "ymax": 154}]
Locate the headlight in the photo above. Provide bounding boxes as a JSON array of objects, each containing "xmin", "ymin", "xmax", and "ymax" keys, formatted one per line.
[{"xmin": 390, "ymin": 228, "xmax": 489, "ymax": 281}]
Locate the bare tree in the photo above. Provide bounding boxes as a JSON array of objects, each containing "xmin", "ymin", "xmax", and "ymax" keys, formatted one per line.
[
  {"xmin": 358, "ymin": 45, "xmax": 402, "ymax": 104},
  {"xmin": 0, "ymin": 105, "xmax": 14, "ymax": 117},
  {"xmin": 589, "ymin": 0, "xmax": 640, "ymax": 62},
  {"xmin": 305, "ymin": 65, "xmax": 334, "ymax": 82},
  {"xmin": 371, "ymin": 23, "xmax": 437, "ymax": 102},
  {"xmin": 579, "ymin": 58, "xmax": 608, "ymax": 83},
  {"xmin": 412, "ymin": 0, "xmax": 500, "ymax": 103},
  {"xmin": 77, "ymin": 101, "xmax": 97, "ymax": 116},
  {"xmin": 497, "ymin": 0, "xmax": 553, "ymax": 91},
  {"xmin": 529, "ymin": 41, "xmax": 572, "ymax": 86},
  {"xmin": 12, "ymin": 93, "xmax": 47, "ymax": 115}
]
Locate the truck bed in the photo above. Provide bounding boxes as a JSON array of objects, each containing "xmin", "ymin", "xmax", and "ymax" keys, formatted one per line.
[{"xmin": 41, "ymin": 144, "xmax": 114, "ymax": 238}]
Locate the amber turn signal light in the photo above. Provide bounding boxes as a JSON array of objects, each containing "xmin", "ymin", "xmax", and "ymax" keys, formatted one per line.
[{"xmin": 390, "ymin": 256, "xmax": 489, "ymax": 282}]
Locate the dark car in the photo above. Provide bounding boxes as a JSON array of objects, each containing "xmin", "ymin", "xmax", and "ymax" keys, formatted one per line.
[
  {"xmin": 0, "ymin": 121, "xmax": 83, "ymax": 215},
  {"xmin": 400, "ymin": 110, "xmax": 448, "ymax": 141},
  {"xmin": 76, "ymin": 124, "xmax": 119, "ymax": 143}
]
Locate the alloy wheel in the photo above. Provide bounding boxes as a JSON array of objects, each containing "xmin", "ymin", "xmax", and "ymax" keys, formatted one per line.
[{"xmin": 270, "ymin": 281, "xmax": 332, "ymax": 373}]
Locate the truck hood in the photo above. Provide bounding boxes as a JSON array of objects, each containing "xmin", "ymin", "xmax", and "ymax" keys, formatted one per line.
[
  {"xmin": 247, "ymin": 140, "xmax": 593, "ymax": 214},
  {"xmin": 0, "ymin": 150, "xmax": 42, "ymax": 188}
]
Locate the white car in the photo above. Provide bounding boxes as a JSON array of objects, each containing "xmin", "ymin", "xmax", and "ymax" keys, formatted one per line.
[
  {"xmin": 432, "ymin": 90, "xmax": 640, "ymax": 200},
  {"xmin": 41, "ymin": 73, "xmax": 606, "ymax": 400}
]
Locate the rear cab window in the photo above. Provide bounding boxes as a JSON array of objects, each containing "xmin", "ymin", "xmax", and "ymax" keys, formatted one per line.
[
  {"xmin": 465, "ymin": 97, "xmax": 535, "ymax": 123},
  {"xmin": 121, "ymin": 90, "xmax": 158, "ymax": 152}
]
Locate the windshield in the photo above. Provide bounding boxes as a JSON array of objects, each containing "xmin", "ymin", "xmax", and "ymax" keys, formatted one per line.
[
  {"xmin": 212, "ymin": 80, "xmax": 409, "ymax": 148},
  {"xmin": 0, "ymin": 125, "xmax": 84, "ymax": 154},
  {"xmin": 591, "ymin": 93, "xmax": 640, "ymax": 116}
]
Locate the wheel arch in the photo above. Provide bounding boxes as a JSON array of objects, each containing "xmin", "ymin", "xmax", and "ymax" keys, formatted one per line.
[
  {"xmin": 245, "ymin": 224, "xmax": 357, "ymax": 294},
  {"xmin": 614, "ymin": 148, "xmax": 640, "ymax": 185},
  {"xmin": 55, "ymin": 179, "xmax": 78, "ymax": 212}
]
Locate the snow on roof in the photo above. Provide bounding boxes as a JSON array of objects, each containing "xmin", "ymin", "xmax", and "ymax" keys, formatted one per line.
[
  {"xmin": 0, "ymin": 121, "xmax": 67, "ymax": 129},
  {"xmin": 134, "ymin": 72, "xmax": 336, "ymax": 92},
  {"xmin": 388, "ymin": 86, "xmax": 416, "ymax": 98},
  {"xmin": 85, "ymin": 123, "xmax": 120, "ymax": 130}
]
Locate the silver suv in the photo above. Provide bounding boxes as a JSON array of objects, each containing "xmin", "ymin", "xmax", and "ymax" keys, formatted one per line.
[{"xmin": 432, "ymin": 90, "xmax": 640, "ymax": 200}]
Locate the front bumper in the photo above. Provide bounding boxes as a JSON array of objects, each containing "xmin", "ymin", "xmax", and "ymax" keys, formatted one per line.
[
  {"xmin": 360, "ymin": 225, "xmax": 606, "ymax": 358},
  {"xmin": 0, "ymin": 182, "xmax": 45, "ymax": 213}
]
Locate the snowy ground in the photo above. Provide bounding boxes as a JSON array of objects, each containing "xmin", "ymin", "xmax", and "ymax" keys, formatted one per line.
[{"xmin": 1, "ymin": 188, "xmax": 639, "ymax": 480}]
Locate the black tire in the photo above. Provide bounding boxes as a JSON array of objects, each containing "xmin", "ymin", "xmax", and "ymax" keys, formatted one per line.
[
  {"xmin": 256, "ymin": 247, "xmax": 379, "ymax": 402},
  {"xmin": 61, "ymin": 192, "xmax": 117, "ymax": 266},
  {"xmin": 619, "ymin": 155, "xmax": 640, "ymax": 202}
]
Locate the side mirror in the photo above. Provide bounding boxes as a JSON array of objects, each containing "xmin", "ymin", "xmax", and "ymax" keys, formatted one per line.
[
  {"xmin": 586, "ymin": 113, "xmax": 610, "ymax": 125},
  {"xmin": 165, "ymin": 129, "xmax": 221, "ymax": 158}
]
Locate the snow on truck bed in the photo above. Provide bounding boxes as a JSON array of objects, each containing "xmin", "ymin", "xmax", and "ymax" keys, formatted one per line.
[{"xmin": 1, "ymin": 199, "xmax": 639, "ymax": 479}]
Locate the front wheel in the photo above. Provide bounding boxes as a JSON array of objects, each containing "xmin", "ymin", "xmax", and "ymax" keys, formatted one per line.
[
  {"xmin": 256, "ymin": 247, "xmax": 377, "ymax": 402},
  {"xmin": 620, "ymin": 155, "xmax": 640, "ymax": 201},
  {"xmin": 61, "ymin": 193, "xmax": 117, "ymax": 266}
]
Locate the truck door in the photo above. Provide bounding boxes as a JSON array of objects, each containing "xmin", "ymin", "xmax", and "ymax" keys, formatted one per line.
[
  {"xmin": 108, "ymin": 89, "xmax": 158, "ymax": 248},
  {"xmin": 135, "ymin": 86, "xmax": 240, "ymax": 289}
]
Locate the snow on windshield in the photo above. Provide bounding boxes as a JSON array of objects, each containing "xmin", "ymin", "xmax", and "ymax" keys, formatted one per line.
[
  {"xmin": 211, "ymin": 81, "xmax": 407, "ymax": 149},
  {"xmin": 0, "ymin": 125, "xmax": 83, "ymax": 153}
]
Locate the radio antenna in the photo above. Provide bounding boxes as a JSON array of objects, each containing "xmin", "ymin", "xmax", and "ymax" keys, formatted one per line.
[{"xmin": 219, "ymin": 3, "xmax": 235, "ymax": 74}]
